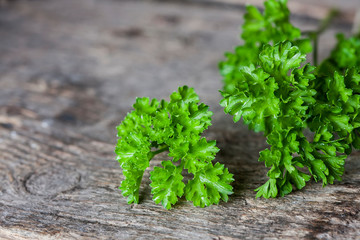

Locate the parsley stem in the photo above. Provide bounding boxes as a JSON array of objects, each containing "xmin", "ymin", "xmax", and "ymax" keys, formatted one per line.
[
  {"xmin": 316, "ymin": 9, "xmax": 339, "ymax": 36},
  {"xmin": 304, "ymin": 9, "xmax": 339, "ymax": 66},
  {"xmin": 313, "ymin": 35, "xmax": 318, "ymax": 66},
  {"xmin": 148, "ymin": 146, "xmax": 169, "ymax": 160}
]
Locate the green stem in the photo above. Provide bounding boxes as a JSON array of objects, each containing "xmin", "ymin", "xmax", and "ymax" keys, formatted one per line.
[
  {"xmin": 304, "ymin": 9, "xmax": 339, "ymax": 66},
  {"xmin": 148, "ymin": 146, "xmax": 169, "ymax": 160},
  {"xmin": 313, "ymin": 35, "xmax": 318, "ymax": 66},
  {"xmin": 316, "ymin": 9, "xmax": 339, "ymax": 36},
  {"xmin": 133, "ymin": 171, "xmax": 145, "ymax": 204}
]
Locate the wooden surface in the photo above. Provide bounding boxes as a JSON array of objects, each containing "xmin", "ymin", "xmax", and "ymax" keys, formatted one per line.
[{"xmin": 0, "ymin": 0, "xmax": 360, "ymax": 239}]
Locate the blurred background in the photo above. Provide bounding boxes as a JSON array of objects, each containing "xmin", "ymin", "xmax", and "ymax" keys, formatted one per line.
[{"xmin": 0, "ymin": 0, "xmax": 359, "ymax": 143}]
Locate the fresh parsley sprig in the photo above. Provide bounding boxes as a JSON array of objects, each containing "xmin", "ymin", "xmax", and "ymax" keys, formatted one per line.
[
  {"xmin": 219, "ymin": 0, "xmax": 360, "ymax": 198},
  {"xmin": 221, "ymin": 41, "xmax": 320, "ymax": 197},
  {"xmin": 115, "ymin": 86, "xmax": 233, "ymax": 209}
]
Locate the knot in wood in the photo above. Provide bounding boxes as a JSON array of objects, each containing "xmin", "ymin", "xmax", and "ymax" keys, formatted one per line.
[{"xmin": 25, "ymin": 168, "xmax": 81, "ymax": 196}]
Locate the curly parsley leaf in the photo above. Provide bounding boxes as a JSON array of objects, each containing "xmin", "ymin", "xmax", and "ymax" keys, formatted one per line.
[
  {"xmin": 318, "ymin": 34, "xmax": 360, "ymax": 75},
  {"xmin": 185, "ymin": 162, "xmax": 234, "ymax": 207},
  {"xmin": 115, "ymin": 86, "xmax": 233, "ymax": 209},
  {"xmin": 219, "ymin": 0, "xmax": 311, "ymax": 114},
  {"xmin": 242, "ymin": 0, "xmax": 301, "ymax": 46},
  {"xmin": 150, "ymin": 160, "xmax": 185, "ymax": 209},
  {"xmin": 219, "ymin": 0, "xmax": 311, "ymax": 79}
]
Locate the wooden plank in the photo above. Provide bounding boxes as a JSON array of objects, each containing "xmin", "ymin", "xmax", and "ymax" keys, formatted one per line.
[
  {"xmin": 151, "ymin": 0, "xmax": 359, "ymax": 23},
  {"xmin": 0, "ymin": 0, "xmax": 359, "ymax": 238},
  {"xmin": 1, "ymin": 110, "xmax": 359, "ymax": 239}
]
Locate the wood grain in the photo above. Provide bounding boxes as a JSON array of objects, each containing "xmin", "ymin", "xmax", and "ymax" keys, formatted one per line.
[
  {"xmin": 0, "ymin": 0, "xmax": 359, "ymax": 239},
  {"xmin": 151, "ymin": 0, "xmax": 359, "ymax": 23}
]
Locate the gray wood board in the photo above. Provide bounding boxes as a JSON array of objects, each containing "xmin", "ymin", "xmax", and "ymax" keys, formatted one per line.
[{"xmin": 0, "ymin": 0, "xmax": 359, "ymax": 239}]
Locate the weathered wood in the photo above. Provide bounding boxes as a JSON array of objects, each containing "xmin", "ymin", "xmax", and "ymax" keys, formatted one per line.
[
  {"xmin": 154, "ymin": 0, "xmax": 359, "ymax": 23},
  {"xmin": 0, "ymin": 0, "xmax": 359, "ymax": 239}
]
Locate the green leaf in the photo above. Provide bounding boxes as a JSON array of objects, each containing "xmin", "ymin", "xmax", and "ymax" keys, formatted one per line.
[
  {"xmin": 119, "ymin": 169, "xmax": 144, "ymax": 204},
  {"xmin": 150, "ymin": 161, "xmax": 185, "ymax": 210},
  {"xmin": 289, "ymin": 170, "xmax": 310, "ymax": 190},
  {"xmin": 255, "ymin": 179, "xmax": 278, "ymax": 199},
  {"xmin": 259, "ymin": 41, "xmax": 306, "ymax": 77},
  {"xmin": 185, "ymin": 162, "xmax": 233, "ymax": 207},
  {"xmin": 325, "ymin": 72, "xmax": 353, "ymax": 104},
  {"xmin": 242, "ymin": 0, "xmax": 302, "ymax": 46},
  {"xmin": 184, "ymin": 138, "xmax": 219, "ymax": 174},
  {"xmin": 170, "ymin": 85, "xmax": 199, "ymax": 104},
  {"xmin": 133, "ymin": 97, "xmax": 159, "ymax": 115}
]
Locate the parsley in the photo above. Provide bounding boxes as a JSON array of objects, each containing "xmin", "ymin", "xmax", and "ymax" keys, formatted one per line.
[
  {"xmin": 219, "ymin": 0, "xmax": 360, "ymax": 198},
  {"xmin": 219, "ymin": 0, "xmax": 311, "ymax": 77},
  {"xmin": 319, "ymin": 34, "xmax": 360, "ymax": 75},
  {"xmin": 115, "ymin": 86, "xmax": 233, "ymax": 209}
]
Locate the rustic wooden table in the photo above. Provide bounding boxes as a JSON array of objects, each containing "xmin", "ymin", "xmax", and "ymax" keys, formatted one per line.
[{"xmin": 0, "ymin": 0, "xmax": 359, "ymax": 239}]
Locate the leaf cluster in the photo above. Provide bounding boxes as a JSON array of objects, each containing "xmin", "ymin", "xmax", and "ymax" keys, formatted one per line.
[
  {"xmin": 219, "ymin": 0, "xmax": 360, "ymax": 198},
  {"xmin": 115, "ymin": 86, "xmax": 233, "ymax": 209},
  {"xmin": 319, "ymin": 34, "xmax": 360, "ymax": 75}
]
